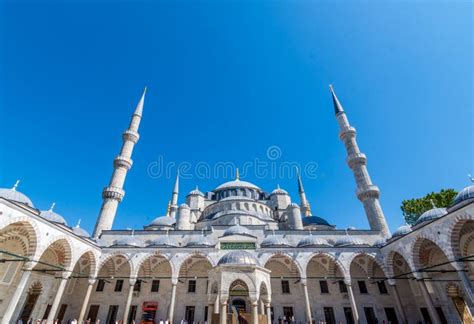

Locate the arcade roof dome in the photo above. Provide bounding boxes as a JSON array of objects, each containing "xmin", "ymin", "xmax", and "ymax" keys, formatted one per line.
[
  {"xmin": 454, "ymin": 185, "xmax": 474, "ymax": 205},
  {"xmin": 0, "ymin": 181, "xmax": 34, "ymax": 207},
  {"xmin": 218, "ymin": 250, "xmax": 259, "ymax": 266}
]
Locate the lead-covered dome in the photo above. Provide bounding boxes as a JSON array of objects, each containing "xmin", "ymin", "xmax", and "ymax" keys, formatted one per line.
[
  {"xmin": 271, "ymin": 185, "xmax": 288, "ymax": 195},
  {"xmin": 149, "ymin": 216, "xmax": 176, "ymax": 227},
  {"xmin": 297, "ymin": 234, "xmax": 332, "ymax": 248},
  {"xmin": 113, "ymin": 235, "xmax": 142, "ymax": 247},
  {"xmin": 0, "ymin": 181, "xmax": 34, "ymax": 207},
  {"xmin": 302, "ymin": 216, "xmax": 331, "ymax": 227},
  {"xmin": 391, "ymin": 224, "xmax": 412, "ymax": 238},
  {"xmin": 188, "ymin": 186, "xmax": 204, "ymax": 197},
  {"xmin": 218, "ymin": 250, "xmax": 259, "ymax": 266},
  {"xmin": 40, "ymin": 203, "xmax": 67, "ymax": 225},
  {"xmin": 185, "ymin": 235, "xmax": 216, "ymax": 248},
  {"xmin": 454, "ymin": 185, "xmax": 474, "ymax": 205},
  {"xmin": 334, "ymin": 235, "xmax": 367, "ymax": 247},
  {"xmin": 147, "ymin": 235, "xmax": 179, "ymax": 247},
  {"xmin": 415, "ymin": 208, "xmax": 447, "ymax": 225},
  {"xmin": 261, "ymin": 235, "xmax": 292, "ymax": 248},
  {"xmin": 72, "ymin": 220, "xmax": 90, "ymax": 238},
  {"xmin": 373, "ymin": 238, "xmax": 387, "ymax": 248},
  {"xmin": 215, "ymin": 179, "xmax": 260, "ymax": 191},
  {"xmin": 223, "ymin": 224, "xmax": 251, "ymax": 237}
]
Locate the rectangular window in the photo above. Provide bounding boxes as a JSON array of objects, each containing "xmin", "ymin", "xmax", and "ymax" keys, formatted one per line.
[
  {"xmin": 151, "ymin": 280, "xmax": 160, "ymax": 292},
  {"xmin": 384, "ymin": 307, "xmax": 399, "ymax": 324},
  {"xmin": 185, "ymin": 306, "xmax": 195, "ymax": 323},
  {"xmin": 96, "ymin": 279, "xmax": 105, "ymax": 292},
  {"xmin": 358, "ymin": 280, "xmax": 368, "ymax": 294},
  {"xmin": 188, "ymin": 280, "xmax": 196, "ymax": 293},
  {"xmin": 435, "ymin": 307, "xmax": 448, "ymax": 324},
  {"xmin": 363, "ymin": 307, "xmax": 377, "ymax": 324},
  {"xmin": 204, "ymin": 306, "xmax": 208, "ymax": 322},
  {"xmin": 338, "ymin": 280, "xmax": 348, "ymax": 293},
  {"xmin": 87, "ymin": 305, "xmax": 100, "ymax": 323},
  {"xmin": 420, "ymin": 308, "xmax": 431, "ymax": 323},
  {"xmin": 115, "ymin": 280, "xmax": 124, "ymax": 292},
  {"xmin": 281, "ymin": 280, "xmax": 290, "ymax": 294},
  {"xmin": 106, "ymin": 305, "xmax": 119, "ymax": 324},
  {"xmin": 282, "ymin": 307, "xmax": 293, "ymax": 321},
  {"xmin": 323, "ymin": 307, "xmax": 336, "ymax": 324},
  {"xmin": 377, "ymin": 281, "xmax": 388, "ymax": 294},
  {"xmin": 128, "ymin": 305, "xmax": 138, "ymax": 324},
  {"xmin": 343, "ymin": 307, "xmax": 354, "ymax": 324},
  {"xmin": 134, "ymin": 280, "xmax": 141, "ymax": 292},
  {"xmin": 319, "ymin": 280, "xmax": 329, "ymax": 294}
]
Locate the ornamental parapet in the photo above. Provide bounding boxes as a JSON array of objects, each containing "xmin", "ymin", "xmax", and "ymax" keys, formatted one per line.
[
  {"xmin": 339, "ymin": 126, "xmax": 356, "ymax": 140},
  {"xmin": 102, "ymin": 186, "xmax": 125, "ymax": 202},
  {"xmin": 347, "ymin": 152, "xmax": 367, "ymax": 169},
  {"xmin": 122, "ymin": 129, "xmax": 140, "ymax": 143},
  {"xmin": 114, "ymin": 155, "xmax": 133, "ymax": 169},
  {"xmin": 356, "ymin": 185, "xmax": 380, "ymax": 200}
]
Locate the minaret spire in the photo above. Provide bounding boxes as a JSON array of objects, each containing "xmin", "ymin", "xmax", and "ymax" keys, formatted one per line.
[
  {"xmin": 329, "ymin": 85, "xmax": 390, "ymax": 237},
  {"xmin": 93, "ymin": 88, "xmax": 147, "ymax": 238},
  {"xmin": 169, "ymin": 171, "xmax": 180, "ymax": 218},
  {"xmin": 296, "ymin": 168, "xmax": 311, "ymax": 217}
]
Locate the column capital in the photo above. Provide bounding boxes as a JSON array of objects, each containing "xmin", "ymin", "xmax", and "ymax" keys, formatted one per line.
[
  {"xmin": 344, "ymin": 277, "xmax": 352, "ymax": 286},
  {"xmin": 171, "ymin": 277, "xmax": 178, "ymax": 285},
  {"xmin": 387, "ymin": 278, "xmax": 396, "ymax": 286},
  {"xmin": 300, "ymin": 278, "xmax": 308, "ymax": 286},
  {"xmin": 59, "ymin": 271, "xmax": 71, "ymax": 280},
  {"xmin": 23, "ymin": 261, "xmax": 37, "ymax": 270},
  {"xmin": 129, "ymin": 277, "xmax": 137, "ymax": 286},
  {"xmin": 88, "ymin": 278, "xmax": 97, "ymax": 285}
]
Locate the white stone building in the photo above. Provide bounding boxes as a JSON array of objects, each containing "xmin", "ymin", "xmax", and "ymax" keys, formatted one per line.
[{"xmin": 0, "ymin": 87, "xmax": 473, "ymax": 324}]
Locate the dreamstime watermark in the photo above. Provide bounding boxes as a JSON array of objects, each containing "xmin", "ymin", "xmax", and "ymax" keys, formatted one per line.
[{"xmin": 147, "ymin": 145, "xmax": 318, "ymax": 180}]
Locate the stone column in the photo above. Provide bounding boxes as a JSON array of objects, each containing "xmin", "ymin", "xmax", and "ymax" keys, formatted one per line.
[
  {"xmin": 301, "ymin": 280, "xmax": 312, "ymax": 324},
  {"xmin": 78, "ymin": 279, "xmax": 96, "ymax": 323},
  {"xmin": 251, "ymin": 300, "xmax": 258, "ymax": 324},
  {"xmin": 207, "ymin": 303, "xmax": 214, "ymax": 324},
  {"xmin": 47, "ymin": 272, "xmax": 70, "ymax": 324},
  {"xmin": 260, "ymin": 300, "xmax": 265, "ymax": 314},
  {"xmin": 417, "ymin": 279, "xmax": 441, "ymax": 324},
  {"xmin": 167, "ymin": 280, "xmax": 178, "ymax": 323},
  {"xmin": 1, "ymin": 261, "xmax": 36, "ymax": 324},
  {"xmin": 214, "ymin": 295, "xmax": 220, "ymax": 314},
  {"xmin": 455, "ymin": 264, "xmax": 474, "ymax": 307},
  {"xmin": 220, "ymin": 299, "xmax": 228, "ymax": 324},
  {"xmin": 387, "ymin": 280, "xmax": 407, "ymax": 324},
  {"xmin": 265, "ymin": 303, "xmax": 272, "ymax": 324},
  {"xmin": 123, "ymin": 278, "xmax": 137, "ymax": 324},
  {"xmin": 346, "ymin": 281, "xmax": 359, "ymax": 324}
]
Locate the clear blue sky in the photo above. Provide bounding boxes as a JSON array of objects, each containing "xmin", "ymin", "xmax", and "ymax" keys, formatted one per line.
[{"xmin": 0, "ymin": 1, "xmax": 472, "ymax": 233}]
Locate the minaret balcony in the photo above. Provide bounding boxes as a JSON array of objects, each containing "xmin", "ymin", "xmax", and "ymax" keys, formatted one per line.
[
  {"xmin": 356, "ymin": 185, "xmax": 380, "ymax": 200},
  {"xmin": 102, "ymin": 186, "xmax": 125, "ymax": 201},
  {"xmin": 347, "ymin": 153, "xmax": 367, "ymax": 169},
  {"xmin": 122, "ymin": 129, "xmax": 140, "ymax": 143},
  {"xmin": 114, "ymin": 155, "xmax": 133, "ymax": 169},
  {"xmin": 339, "ymin": 126, "xmax": 356, "ymax": 140}
]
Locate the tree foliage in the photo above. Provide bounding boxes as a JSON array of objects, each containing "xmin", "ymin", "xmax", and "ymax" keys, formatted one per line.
[{"xmin": 401, "ymin": 189, "xmax": 457, "ymax": 225}]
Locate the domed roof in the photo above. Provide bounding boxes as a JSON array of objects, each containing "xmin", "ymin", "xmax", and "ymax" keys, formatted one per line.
[
  {"xmin": 334, "ymin": 235, "xmax": 367, "ymax": 247},
  {"xmin": 215, "ymin": 179, "xmax": 260, "ymax": 191},
  {"xmin": 218, "ymin": 250, "xmax": 259, "ymax": 266},
  {"xmin": 271, "ymin": 185, "xmax": 288, "ymax": 195},
  {"xmin": 188, "ymin": 186, "xmax": 204, "ymax": 197},
  {"xmin": 72, "ymin": 220, "xmax": 90, "ymax": 238},
  {"xmin": 40, "ymin": 203, "xmax": 67, "ymax": 225},
  {"xmin": 147, "ymin": 235, "xmax": 179, "ymax": 247},
  {"xmin": 302, "ymin": 215, "xmax": 331, "ymax": 227},
  {"xmin": 149, "ymin": 216, "xmax": 176, "ymax": 227},
  {"xmin": 0, "ymin": 180, "xmax": 34, "ymax": 207},
  {"xmin": 185, "ymin": 235, "xmax": 216, "ymax": 248},
  {"xmin": 261, "ymin": 235, "xmax": 292, "ymax": 248},
  {"xmin": 454, "ymin": 185, "xmax": 474, "ymax": 205},
  {"xmin": 372, "ymin": 238, "xmax": 387, "ymax": 248},
  {"xmin": 223, "ymin": 224, "xmax": 251, "ymax": 237},
  {"xmin": 391, "ymin": 224, "xmax": 412, "ymax": 238},
  {"xmin": 113, "ymin": 235, "xmax": 142, "ymax": 247},
  {"xmin": 415, "ymin": 207, "xmax": 448, "ymax": 225},
  {"xmin": 297, "ymin": 234, "xmax": 332, "ymax": 248}
]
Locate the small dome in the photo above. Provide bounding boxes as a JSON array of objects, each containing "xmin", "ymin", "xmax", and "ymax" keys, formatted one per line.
[
  {"xmin": 113, "ymin": 235, "xmax": 142, "ymax": 247},
  {"xmin": 297, "ymin": 234, "xmax": 332, "ymax": 248},
  {"xmin": 223, "ymin": 224, "xmax": 251, "ymax": 237},
  {"xmin": 391, "ymin": 224, "xmax": 412, "ymax": 238},
  {"xmin": 334, "ymin": 235, "xmax": 366, "ymax": 247},
  {"xmin": 188, "ymin": 187, "xmax": 204, "ymax": 197},
  {"xmin": 149, "ymin": 216, "xmax": 176, "ymax": 227},
  {"xmin": 218, "ymin": 250, "xmax": 259, "ymax": 266},
  {"xmin": 261, "ymin": 235, "xmax": 292, "ymax": 248},
  {"xmin": 289, "ymin": 203, "xmax": 300, "ymax": 208},
  {"xmin": 454, "ymin": 185, "xmax": 474, "ymax": 205},
  {"xmin": 185, "ymin": 235, "xmax": 216, "ymax": 248},
  {"xmin": 302, "ymin": 216, "xmax": 331, "ymax": 227},
  {"xmin": 147, "ymin": 235, "xmax": 179, "ymax": 247},
  {"xmin": 215, "ymin": 179, "xmax": 260, "ymax": 191},
  {"xmin": 415, "ymin": 208, "xmax": 448, "ymax": 225},
  {"xmin": 94, "ymin": 238, "xmax": 109, "ymax": 247},
  {"xmin": 373, "ymin": 238, "xmax": 387, "ymax": 248},
  {"xmin": 271, "ymin": 185, "xmax": 288, "ymax": 195},
  {"xmin": 40, "ymin": 203, "xmax": 67, "ymax": 225},
  {"xmin": 72, "ymin": 220, "xmax": 90, "ymax": 238},
  {"xmin": 179, "ymin": 203, "xmax": 190, "ymax": 209},
  {"xmin": 0, "ymin": 181, "xmax": 34, "ymax": 207}
]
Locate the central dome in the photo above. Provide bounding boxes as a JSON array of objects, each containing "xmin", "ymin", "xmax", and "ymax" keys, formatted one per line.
[{"xmin": 215, "ymin": 179, "xmax": 260, "ymax": 191}]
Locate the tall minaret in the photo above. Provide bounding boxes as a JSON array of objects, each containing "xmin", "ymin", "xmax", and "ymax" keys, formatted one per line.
[
  {"xmin": 93, "ymin": 88, "xmax": 147, "ymax": 238},
  {"xmin": 169, "ymin": 171, "xmax": 179, "ymax": 218},
  {"xmin": 296, "ymin": 169, "xmax": 312, "ymax": 217},
  {"xmin": 329, "ymin": 85, "xmax": 390, "ymax": 237}
]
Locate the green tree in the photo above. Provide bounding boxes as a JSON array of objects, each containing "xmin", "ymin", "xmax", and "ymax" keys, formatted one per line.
[{"xmin": 401, "ymin": 189, "xmax": 457, "ymax": 225}]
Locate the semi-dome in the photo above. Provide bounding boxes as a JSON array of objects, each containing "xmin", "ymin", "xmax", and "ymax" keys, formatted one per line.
[
  {"xmin": 415, "ymin": 207, "xmax": 448, "ymax": 225},
  {"xmin": 223, "ymin": 224, "xmax": 251, "ymax": 237},
  {"xmin": 271, "ymin": 185, "xmax": 288, "ymax": 195},
  {"xmin": 0, "ymin": 180, "xmax": 34, "ymax": 207},
  {"xmin": 188, "ymin": 186, "xmax": 204, "ymax": 197},
  {"xmin": 261, "ymin": 235, "xmax": 292, "ymax": 248},
  {"xmin": 334, "ymin": 235, "xmax": 367, "ymax": 247},
  {"xmin": 40, "ymin": 203, "xmax": 67, "ymax": 225},
  {"xmin": 215, "ymin": 179, "xmax": 260, "ymax": 191},
  {"xmin": 149, "ymin": 216, "xmax": 176, "ymax": 227},
  {"xmin": 147, "ymin": 235, "xmax": 179, "ymax": 247},
  {"xmin": 297, "ymin": 234, "xmax": 332, "ymax": 248},
  {"xmin": 113, "ymin": 235, "xmax": 142, "ymax": 247},
  {"xmin": 391, "ymin": 224, "xmax": 412, "ymax": 238},
  {"xmin": 218, "ymin": 250, "xmax": 259, "ymax": 266},
  {"xmin": 72, "ymin": 220, "xmax": 90, "ymax": 238},
  {"xmin": 185, "ymin": 235, "xmax": 216, "ymax": 248},
  {"xmin": 302, "ymin": 215, "xmax": 331, "ymax": 227},
  {"xmin": 454, "ymin": 185, "xmax": 474, "ymax": 205}
]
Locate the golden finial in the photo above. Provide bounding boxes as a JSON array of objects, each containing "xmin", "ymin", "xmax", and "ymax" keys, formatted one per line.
[
  {"xmin": 166, "ymin": 201, "xmax": 171, "ymax": 216},
  {"xmin": 236, "ymin": 168, "xmax": 240, "ymax": 180},
  {"xmin": 305, "ymin": 202, "xmax": 312, "ymax": 217}
]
